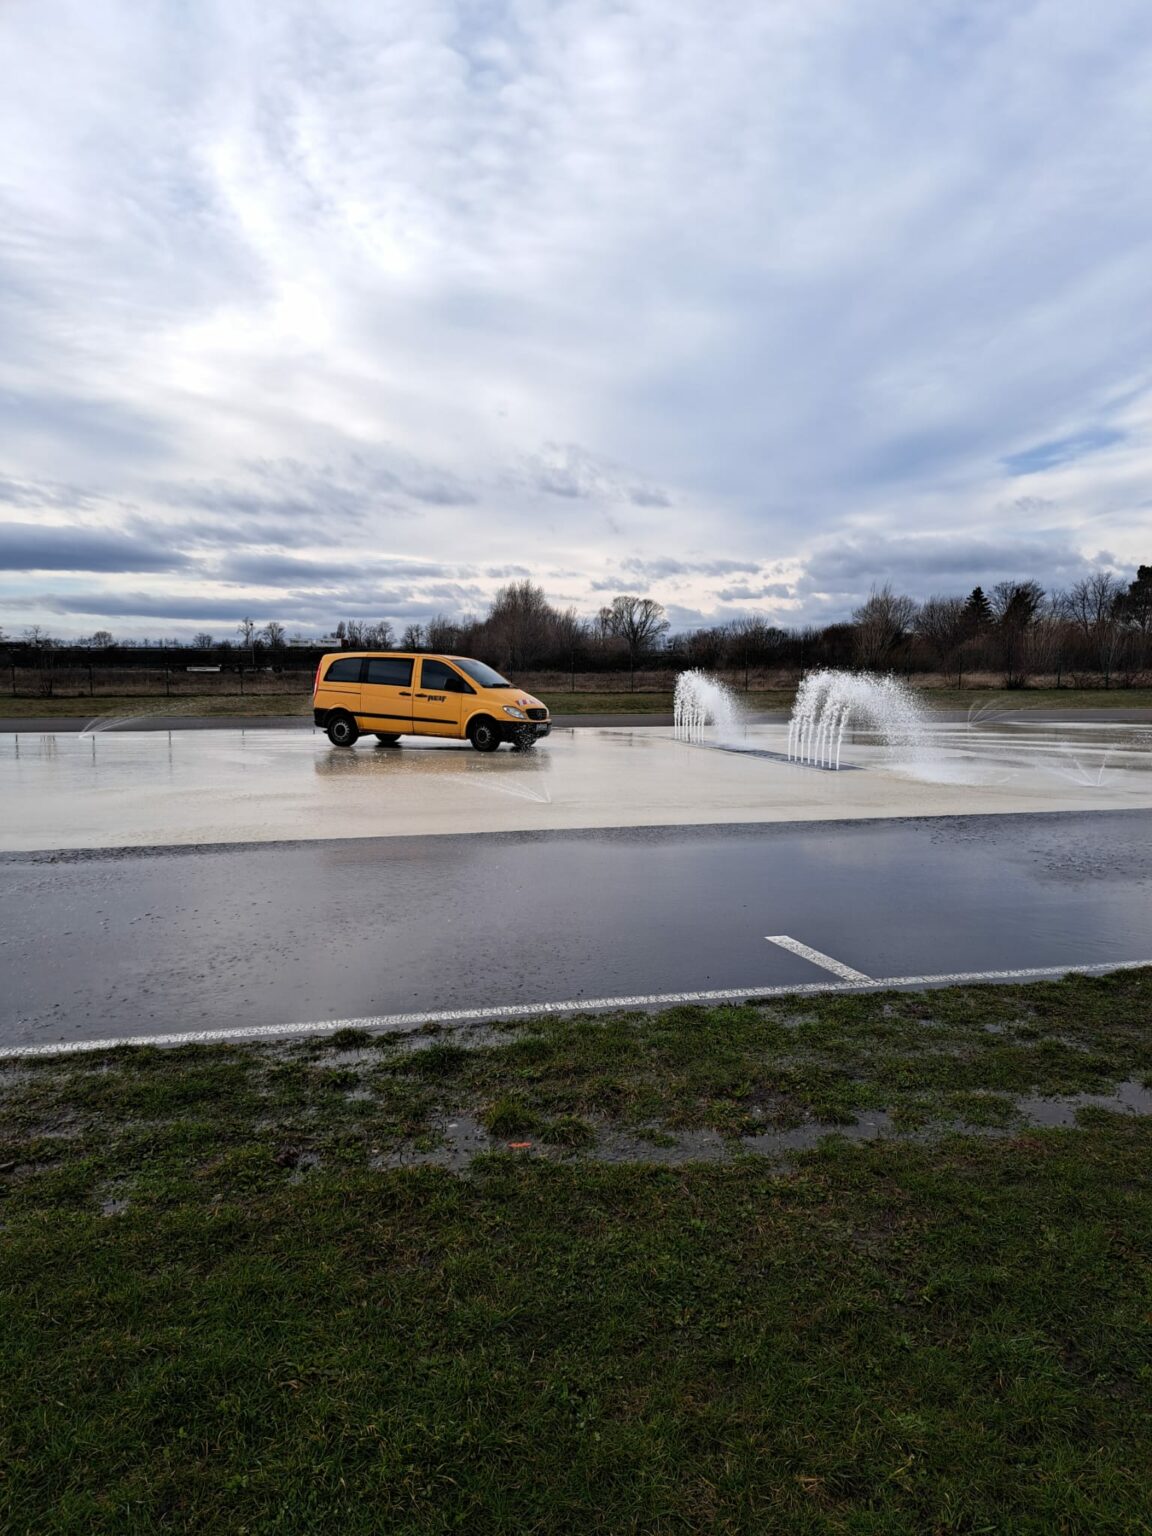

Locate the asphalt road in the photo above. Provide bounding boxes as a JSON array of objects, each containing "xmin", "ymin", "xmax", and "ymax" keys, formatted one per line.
[{"xmin": 3, "ymin": 810, "xmax": 1150, "ymax": 1050}]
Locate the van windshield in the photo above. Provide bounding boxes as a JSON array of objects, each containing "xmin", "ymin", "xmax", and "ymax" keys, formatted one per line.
[{"xmin": 452, "ymin": 657, "xmax": 513, "ymax": 688}]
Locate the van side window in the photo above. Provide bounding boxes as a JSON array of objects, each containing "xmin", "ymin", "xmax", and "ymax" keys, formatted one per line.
[
  {"xmin": 420, "ymin": 659, "xmax": 472, "ymax": 693},
  {"xmin": 365, "ymin": 657, "xmax": 413, "ymax": 687},
  {"xmin": 325, "ymin": 658, "xmax": 364, "ymax": 682}
]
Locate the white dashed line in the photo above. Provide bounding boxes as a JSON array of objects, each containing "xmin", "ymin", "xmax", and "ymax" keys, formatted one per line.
[
  {"xmin": 765, "ymin": 934, "xmax": 873, "ymax": 982},
  {"xmin": 4, "ymin": 959, "xmax": 1151, "ymax": 1058}
]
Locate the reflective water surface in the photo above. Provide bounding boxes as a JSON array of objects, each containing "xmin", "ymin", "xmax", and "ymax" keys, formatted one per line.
[{"xmin": 1, "ymin": 720, "xmax": 1151, "ymax": 852}]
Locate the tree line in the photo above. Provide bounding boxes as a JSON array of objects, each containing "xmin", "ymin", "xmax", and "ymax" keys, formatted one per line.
[
  {"xmin": 5, "ymin": 566, "xmax": 1150, "ymax": 687},
  {"xmin": 323, "ymin": 570, "xmax": 1152, "ymax": 687}
]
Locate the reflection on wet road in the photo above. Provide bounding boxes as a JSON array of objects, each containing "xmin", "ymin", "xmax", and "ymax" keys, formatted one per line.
[
  {"xmin": 3, "ymin": 722, "xmax": 1152, "ymax": 851},
  {"xmin": 2, "ymin": 811, "xmax": 1151, "ymax": 1049}
]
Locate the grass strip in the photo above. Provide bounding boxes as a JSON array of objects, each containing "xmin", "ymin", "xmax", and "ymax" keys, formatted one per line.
[{"xmin": 3, "ymin": 972, "xmax": 1151, "ymax": 1533}]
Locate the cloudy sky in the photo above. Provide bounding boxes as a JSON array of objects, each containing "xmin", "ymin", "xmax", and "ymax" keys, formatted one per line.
[{"xmin": 2, "ymin": 0, "xmax": 1151, "ymax": 641}]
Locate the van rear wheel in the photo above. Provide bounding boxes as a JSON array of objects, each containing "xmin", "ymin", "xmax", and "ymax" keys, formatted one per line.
[
  {"xmin": 326, "ymin": 713, "xmax": 359, "ymax": 747},
  {"xmin": 374, "ymin": 733, "xmax": 401, "ymax": 747},
  {"xmin": 468, "ymin": 717, "xmax": 502, "ymax": 753}
]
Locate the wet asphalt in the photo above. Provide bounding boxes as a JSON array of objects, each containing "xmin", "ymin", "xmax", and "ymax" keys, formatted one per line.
[{"xmin": 2, "ymin": 809, "xmax": 1150, "ymax": 1049}]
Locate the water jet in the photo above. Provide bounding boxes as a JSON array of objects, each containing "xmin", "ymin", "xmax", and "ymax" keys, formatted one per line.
[
  {"xmin": 673, "ymin": 671, "xmax": 743, "ymax": 744},
  {"xmin": 787, "ymin": 670, "xmax": 927, "ymax": 770}
]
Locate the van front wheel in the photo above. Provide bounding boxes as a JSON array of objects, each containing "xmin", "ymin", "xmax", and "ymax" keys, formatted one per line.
[
  {"xmin": 326, "ymin": 713, "xmax": 359, "ymax": 748},
  {"xmin": 468, "ymin": 717, "xmax": 502, "ymax": 753}
]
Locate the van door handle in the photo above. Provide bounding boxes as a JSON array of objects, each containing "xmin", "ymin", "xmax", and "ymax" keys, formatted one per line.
[
  {"xmin": 415, "ymin": 693, "xmax": 428, "ymax": 698},
  {"xmin": 399, "ymin": 691, "xmax": 411, "ymax": 696}
]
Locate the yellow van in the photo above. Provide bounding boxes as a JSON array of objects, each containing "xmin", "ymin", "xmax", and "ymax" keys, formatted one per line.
[{"xmin": 312, "ymin": 652, "xmax": 552, "ymax": 751}]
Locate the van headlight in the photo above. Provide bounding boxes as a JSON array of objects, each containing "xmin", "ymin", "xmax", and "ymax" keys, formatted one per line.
[{"xmin": 503, "ymin": 706, "xmax": 527, "ymax": 719}]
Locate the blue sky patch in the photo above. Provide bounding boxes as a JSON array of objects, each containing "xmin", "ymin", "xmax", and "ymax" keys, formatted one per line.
[{"xmin": 1002, "ymin": 428, "xmax": 1125, "ymax": 477}]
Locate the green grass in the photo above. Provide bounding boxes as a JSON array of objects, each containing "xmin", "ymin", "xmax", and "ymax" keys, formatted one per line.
[{"xmin": 3, "ymin": 972, "xmax": 1152, "ymax": 1532}]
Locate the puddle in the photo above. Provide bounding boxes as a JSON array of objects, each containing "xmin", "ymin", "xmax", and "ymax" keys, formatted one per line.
[
  {"xmin": 368, "ymin": 1083, "xmax": 1152, "ymax": 1174},
  {"xmin": 741, "ymin": 1109, "xmax": 896, "ymax": 1155},
  {"xmin": 591, "ymin": 1127, "xmax": 727, "ymax": 1164},
  {"xmin": 374, "ymin": 1114, "xmax": 494, "ymax": 1171},
  {"xmin": 1016, "ymin": 1078, "xmax": 1152, "ymax": 1128}
]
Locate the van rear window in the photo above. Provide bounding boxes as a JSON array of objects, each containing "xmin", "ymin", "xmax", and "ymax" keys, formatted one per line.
[
  {"xmin": 324, "ymin": 658, "xmax": 363, "ymax": 682},
  {"xmin": 365, "ymin": 657, "xmax": 413, "ymax": 686}
]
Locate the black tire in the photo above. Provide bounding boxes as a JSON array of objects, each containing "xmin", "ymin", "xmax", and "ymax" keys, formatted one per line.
[
  {"xmin": 374, "ymin": 733, "xmax": 401, "ymax": 747},
  {"xmin": 326, "ymin": 713, "xmax": 359, "ymax": 748},
  {"xmin": 468, "ymin": 716, "xmax": 502, "ymax": 753},
  {"xmin": 510, "ymin": 726, "xmax": 537, "ymax": 752}
]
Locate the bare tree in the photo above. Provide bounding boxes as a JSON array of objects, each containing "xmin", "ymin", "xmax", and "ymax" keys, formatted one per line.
[
  {"xmin": 551, "ymin": 606, "xmax": 587, "ymax": 689},
  {"xmin": 90, "ymin": 629, "xmax": 114, "ymax": 649},
  {"xmin": 722, "ymin": 616, "xmax": 779, "ymax": 688},
  {"xmin": 426, "ymin": 613, "xmax": 463, "ymax": 653},
  {"xmin": 597, "ymin": 596, "xmax": 670, "ymax": 681},
  {"xmin": 401, "ymin": 623, "xmax": 425, "ymax": 651},
  {"xmin": 1025, "ymin": 593, "xmax": 1067, "ymax": 684},
  {"xmin": 916, "ymin": 595, "xmax": 969, "ymax": 686},
  {"xmin": 337, "ymin": 619, "xmax": 394, "ymax": 650},
  {"xmin": 989, "ymin": 580, "xmax": 1044, "ymax": 627},
  {"xmin": 191, "ymin": 632, "xmax": 214, "ymax": 649},
  {"xmin": 1064, "ymin": 572, "xmax": 1125, "ymax": 686},
  {"xmin": 481, "ymin": 580, "xmax": 557, "ymax": 669},
  {"xmin": 23, "ymin": 625, "xmax": 52, "ymax": 647},
  {"xmin": 852, "ymin": 584, "xmax": 918, "ymax": 671},
  {"xmin": 261, "ymin": 621, "xmax": 286, "ymax": 649}
]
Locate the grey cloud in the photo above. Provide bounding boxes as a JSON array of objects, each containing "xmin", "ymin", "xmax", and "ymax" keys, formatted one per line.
[
  {"xmin": 35, "ymin": 592, "xmax": 304, "ymax": 622},
  {"xmin": 217, "ymin": 553, "xmax": 456, "ymax": 586},
  {"xmin": 715, "ymin": 583, "xmax": 793, "ymax": 601},
  {"xmin": 513, "ymin": 444, "xmax": 671, "ymax": 507},
  {"xmin": 155, "ymin": 450, "xmax": 477, "ymax": 531},
  {"xmin": 0, "ymin": 522, "xmax": 189, "ymax": 573},
  {"xmin": 122, "ymin": 513, "xmax": 320, "ymax": 551},
  {"xmin": 0, "ymin": 474, "xmax": 105, "ymax": 511},
  {"xmin": 662, "ymin": 603, "xmax": 720, "ymax": 629},
  {"xmin": 790, "ymin": 536, "xmax": 1133, "ymax": 623},
  {"xmin": 0, "ymin": 388, "xmax": 170, "ymax": 466},
  {"xmin": 3, "ymin": 1, "xmax": 1151, "ymax": 639},
  {"xmin": 620, "ymin": 558, "xmax": 762, "ymax": 580},
  {"xmin": 588, "ymin": 557, "xmax": 765, "ymax": 592},
  {"xmin": 34, "ymin": 588, "xmax": 479, "ymax": 625}
]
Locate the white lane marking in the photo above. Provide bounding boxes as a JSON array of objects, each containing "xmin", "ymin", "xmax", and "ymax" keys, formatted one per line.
[
  {"xmin": 765, "ymin": 934, "xmax": 873, "ymax": 982},
  {"xmin": 4, "ymin": 959, "xmax": 1151, "ymax": 1058}
]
